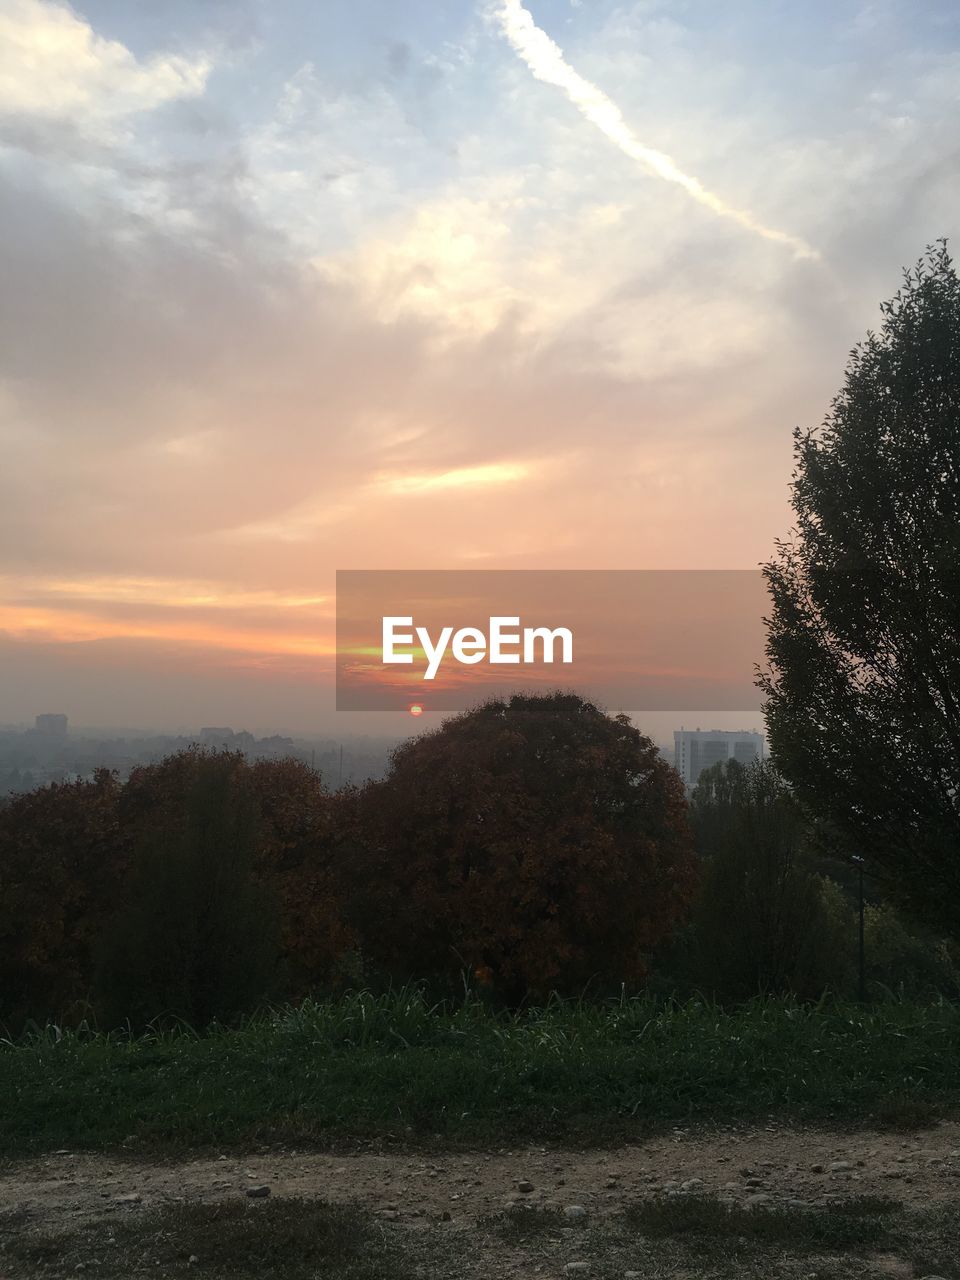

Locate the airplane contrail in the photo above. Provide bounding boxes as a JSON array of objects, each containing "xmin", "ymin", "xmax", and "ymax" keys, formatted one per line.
[{"xmin": 491, "ymin": 0, "xmax": 819, "ymax": 262}]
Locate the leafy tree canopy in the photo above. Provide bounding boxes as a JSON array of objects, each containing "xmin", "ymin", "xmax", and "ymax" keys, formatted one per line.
[
  {"xmin": 760, "ymin": 241, "xmax": 960, "ymax": 934},
  {"xmin": 353, "ymin": 692, "xmax": 697, "ymax": 1000}
]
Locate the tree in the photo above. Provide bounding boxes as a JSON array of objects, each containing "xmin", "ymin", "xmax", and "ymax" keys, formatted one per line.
[
  {"xmin": 0, "ymin": 770, "xmax": 122, "ymax": 1026},
  {"xmin": 119, "ymin": 749, "xmax": 357, "ymax": 999},
  {"xmin": 351, "ymin": 692, "xmax": 697, "ymax": 1000},
  {"xmin": 0, "ymin": 747, "xmax": 358, "ymax": 1026},
  {"xmin": 760, "ymin": 242, "xmax": 960, "ymax": 935},
  {"xmin": 685, "ymin": 760, "xmax": 847, "ymax": 999},
  {"xmin": 98, "ymin": 752, "xmax": 281, "ymax": 1028},
  {"xmin": 249, "ymin": 757, "xmax": 359, "ymax": 994}
]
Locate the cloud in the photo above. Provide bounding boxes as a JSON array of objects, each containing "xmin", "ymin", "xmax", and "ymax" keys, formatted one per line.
[
  {"xmin": 0, "ymin": 0, "xmax": 959, "ymax": 728},
  {"xmin": 489, "ymin": 0, "xmax": 820, "ymax": 261},
  {"xmin": 0, "ymin": 0, "xmax": 209, "ymax": 133},
  {"xmin": 375, "ymin": 461, "xmax": 531, "ymax": 494}
]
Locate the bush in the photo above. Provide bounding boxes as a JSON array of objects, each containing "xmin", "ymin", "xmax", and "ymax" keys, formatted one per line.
[{"xmin": 863, "ymin": 902, "xmax": 960, "ymax": 1000}]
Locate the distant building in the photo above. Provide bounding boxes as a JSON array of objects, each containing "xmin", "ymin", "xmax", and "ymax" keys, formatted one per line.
[
  {"xmin": 674, "ymin": 727, "xmax": 764, "ymax": 788},
  {"xmin": 35, "ymin": 713, "xmax": 68, "ymax": 736}
]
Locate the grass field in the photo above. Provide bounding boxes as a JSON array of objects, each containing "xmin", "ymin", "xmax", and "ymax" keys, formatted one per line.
[{"xmin": 3, "ymin": 990, "xmax": 959, "ymax": 1157}]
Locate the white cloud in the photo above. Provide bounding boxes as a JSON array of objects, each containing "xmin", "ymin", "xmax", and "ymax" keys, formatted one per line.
[
  {"xmin": 316, "ymin": 189, "xmax": 527, "ymax": 338},
  {"xmin": 489, "ymin": 0, "xmax": 819, "ymax": 261},
  {"xmin": 0, "ymin": 0, "xmax": 209, "ymax": 132}
]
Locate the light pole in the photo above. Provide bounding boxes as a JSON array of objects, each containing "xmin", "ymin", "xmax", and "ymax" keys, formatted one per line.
[{"xmin": 853, "ymin": 855, "xmax": 866, "ymax": 1001}]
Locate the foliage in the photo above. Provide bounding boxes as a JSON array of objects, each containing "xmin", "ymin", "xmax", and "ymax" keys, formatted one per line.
[
  {"xmin": 246, "ymin": 757, "xmax": 357, "ymax": 993},
  {"xmin": 0, "ymin": 769, "xmax": 122, "ymax": 1024},
  {"xmin": 97, "ymin": 753, "xmax": 281, "ymax": 1027},
  {"xmin": 121, "ymin": 751, "xmax": 356, "ymax": 994},
  {"xmin": 862, "ymin": 901, "xmax": 960, "ymax": 1000},
  {"xmin": 683, "ymin": 760, "xmax": 848, "ymax": 999},
  {"xmin": 760, "ymin": 241, "xmax": 960, "ymax": 936},
  {"xmin": 0, "ymin": 748, "xmax": 359, "ymax": 1029},
  {"xmin": 350, "ymin": 692, "xmax": 698, "ymax": 1000}
]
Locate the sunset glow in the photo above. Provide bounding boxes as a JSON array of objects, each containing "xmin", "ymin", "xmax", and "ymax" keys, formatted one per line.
[{"xmin": 1, "ymin": 0, "xmax": 956, "ymax": 730}]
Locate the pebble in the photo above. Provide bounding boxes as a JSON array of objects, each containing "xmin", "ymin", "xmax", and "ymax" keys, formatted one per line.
[
  {"xmin": 745, "ymin": 1193, "xmax": 772, "ymax": 1207},
  {"xmin": 114, "ymin": 1193, "xmax": 141, "ymax": 1205},
  {"xmin": 563, "ymin": 1205, "xmax": 588, "ymax": 1220},
  {"xmin": 829, "ymin": 1161, "xmax": 853, "ymax": 1172},
  {"xmin": 563, "ymin": 1265, "xmax": 590, "ymax": 1275},
  {"xmin": 517, "ymin": 1180, "xmax": 534, "ymax": 1193},
  {"xmin": 246, "ymin": 1185, "xmax": 271, "ymax": 1198}
]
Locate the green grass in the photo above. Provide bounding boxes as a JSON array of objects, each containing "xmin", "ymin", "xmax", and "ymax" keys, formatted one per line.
[{"xmin": 2, "ymin": 990, "xmax": 960, "ymax": 1156}]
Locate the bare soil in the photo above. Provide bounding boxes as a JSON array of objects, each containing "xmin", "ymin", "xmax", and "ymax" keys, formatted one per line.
[{"xmin": 3, "ymin": 1121, "xmax": 960, "ymax": 1233}]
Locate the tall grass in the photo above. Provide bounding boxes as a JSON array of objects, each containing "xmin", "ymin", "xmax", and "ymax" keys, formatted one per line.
[{"xmin": 2, "ymin": 990, "xmax": 959, "ymax": 1155}]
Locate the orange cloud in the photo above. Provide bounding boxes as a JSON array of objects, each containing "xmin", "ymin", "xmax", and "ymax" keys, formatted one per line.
[{"xmin": 0, "ymin": 602, "xmax": 335, "ymax": 659}]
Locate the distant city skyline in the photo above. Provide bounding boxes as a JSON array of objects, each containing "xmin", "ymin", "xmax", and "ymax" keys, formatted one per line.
[{"xmin": 0, "ymin": 710, "xmax": 765, "ymax": 799}]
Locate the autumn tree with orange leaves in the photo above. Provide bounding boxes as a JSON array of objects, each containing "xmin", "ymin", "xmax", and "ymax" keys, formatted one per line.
[{"xmin": 352, "ymin": 693, "xmax": 697, "ymax": 1001}]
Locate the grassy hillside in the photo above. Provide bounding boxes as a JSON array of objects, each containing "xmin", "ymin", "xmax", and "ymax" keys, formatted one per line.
[{"xmin": 3, "ymin": 991, "xmax": 958, "ymax": 1156}]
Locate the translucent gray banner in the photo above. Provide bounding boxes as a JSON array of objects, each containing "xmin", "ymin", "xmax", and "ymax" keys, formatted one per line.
[{"xmin": 336, "ymin": 569, "xmax": 767, "ymax": 713}]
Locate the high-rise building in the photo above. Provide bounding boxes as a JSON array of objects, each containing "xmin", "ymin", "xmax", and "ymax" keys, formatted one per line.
[
  {"xmin": 35, "ymin": 713, "xmax": 68, "ymax": 736},
  {"xmin": 673, "ymin": 727, "xmax": 764, "ymax": 788}
]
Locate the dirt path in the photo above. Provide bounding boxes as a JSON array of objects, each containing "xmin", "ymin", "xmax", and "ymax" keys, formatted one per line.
[{"xmin": 4, "ymin": 1122, "xmax": 960, "ymax": 1234}]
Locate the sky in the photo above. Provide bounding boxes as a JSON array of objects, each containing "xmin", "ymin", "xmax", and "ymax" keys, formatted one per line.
[{"xmin": 0, "ymin": 0, "xmax": 958, "ymax": 734}]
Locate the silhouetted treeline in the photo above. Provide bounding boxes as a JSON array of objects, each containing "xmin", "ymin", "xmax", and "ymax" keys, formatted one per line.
[
  {"xmin": 1, "ymin": 693, "xmax": 956, "ymax": 1031},
  {"xmin": 0, "ymin": 726, "xmax": 397, "ymax": 797}
]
